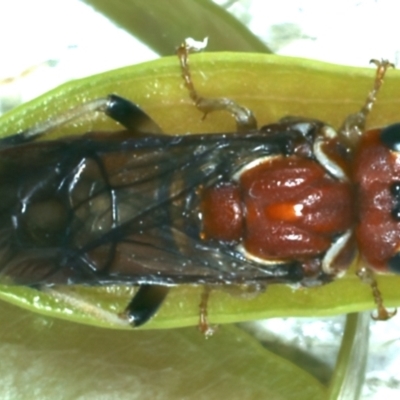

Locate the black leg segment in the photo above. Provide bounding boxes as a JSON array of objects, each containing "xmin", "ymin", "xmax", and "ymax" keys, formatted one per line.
[
  {"xmin": 106, "ymin": 94, "xmax": 163, "ymax": 134},
  {"xmin": 125, "ymin": 285, "xmax": 170, "ymax": 327}
]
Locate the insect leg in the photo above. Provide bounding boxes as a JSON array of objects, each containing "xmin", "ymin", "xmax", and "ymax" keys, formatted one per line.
[
  {"xmin": 123, "ymin": 285, "xmax": 170, "ymax": 327},
  {"xmin": 338, "ymin": 59, "xmax": 394, "ymax": 149},
  {"xmin": 177, "ymin": 39, "xmax": 257, "ymax": 132},
  {"xmin": 1, "ymin": 95, "xmax": 162, "ymax": 146},
  {"xmin": 356, "ymin": 266, "xmax": 396, "ymax": 320},
  {"xmin": 41, "ymin": 287, "xmax": 132, "ymax": 327},
  {"xmin": 198, "ymin": 286, "xmax": 217, "ymax": 337}
]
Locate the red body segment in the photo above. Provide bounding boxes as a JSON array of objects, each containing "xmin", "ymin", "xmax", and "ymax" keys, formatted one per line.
[
  {"xmin": 201, "ymin": 156, "xmax": 353, "ymax": 261},
  {"xmin": 354, "ymin": 129, "xmax": 400, "ymax": 271},
  {"xmin": 201, "ymin": 184, "xmax": 243, "ymax": 242}
]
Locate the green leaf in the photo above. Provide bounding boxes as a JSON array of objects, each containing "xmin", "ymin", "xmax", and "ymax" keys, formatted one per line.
[
  {"xmin": 1, "ymin": 53, "xmax": 400, "ymax": 328},
  {"xmin": 0, "ymin": 300, "xmax": 325, "ymax": 399},
  {"xmin": 82, "ymin": 0, "xmax": 270, "ymax": 54},
  {"xmin": 328, "ymin": 313, "xmax": 369, "ymax": 399}
]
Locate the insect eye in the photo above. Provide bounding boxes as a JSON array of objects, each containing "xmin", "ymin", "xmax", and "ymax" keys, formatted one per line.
[
  {"xmin": 387, "ymin": 252, "xmax": 400, "ymax": 274},
  {"xmin": 380, "ymin": 123, "xmax": 400, "ymax": 151},
  {"xmin": 22, "ymin": 199, "xmax": 68, "ymax": 246}
]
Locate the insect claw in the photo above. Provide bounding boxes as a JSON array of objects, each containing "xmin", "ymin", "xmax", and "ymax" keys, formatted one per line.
[
  {"xmin": 198, "ymin": 322, "xmax": 218, "ymax": 338},
  {"xmin": 371, "ymin": 306, "xmax": 397, "ymax": 321},
  {"xmin": 369, "ymin": 59, "xmax": 395, "ymax": 91},
  {"xmin": 369, "ymin": 59, "xmax": 395, "ymax": 72}
]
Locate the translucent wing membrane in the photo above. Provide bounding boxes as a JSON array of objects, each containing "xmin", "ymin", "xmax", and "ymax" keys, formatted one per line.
[{"xmin": 0, "ymin": 124, "xmax": 316, "ymax": 288}]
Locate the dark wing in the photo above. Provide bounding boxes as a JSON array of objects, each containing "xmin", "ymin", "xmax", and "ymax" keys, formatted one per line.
[{"xmin": 0, "ymin": 126, "xmax": 309, "ymax": 287}]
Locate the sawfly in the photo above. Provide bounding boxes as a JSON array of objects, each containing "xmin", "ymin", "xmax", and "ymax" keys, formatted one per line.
[{"xmin": 0, "ymin": 39, "xmax": 397, "ymax": 334}]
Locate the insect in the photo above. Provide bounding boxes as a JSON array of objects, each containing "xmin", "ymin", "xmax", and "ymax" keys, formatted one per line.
[{"xmin": 0, "ymin": 39, "xmax": 397, "ymax": 335}]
